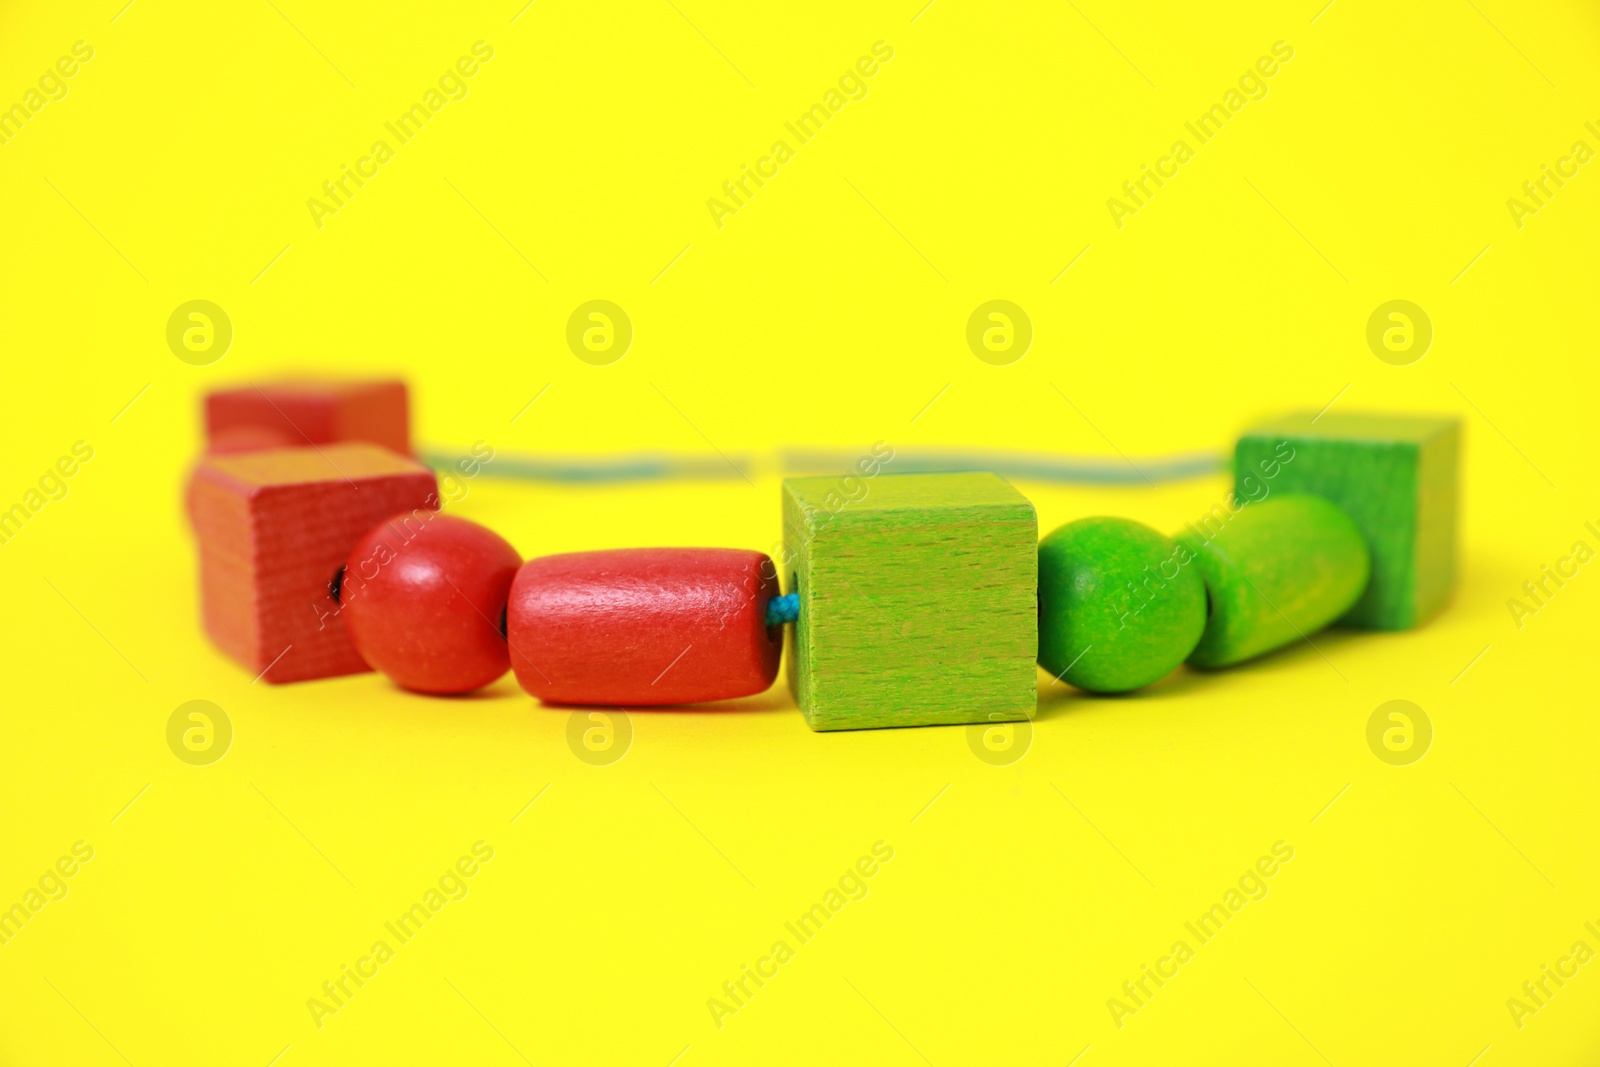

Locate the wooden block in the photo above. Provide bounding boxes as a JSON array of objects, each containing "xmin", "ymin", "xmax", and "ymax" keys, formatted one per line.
[
  {"xmin": 783, "ymin": 471, "xmax": 1037, "ymax": 731},
  {"xmin": 205, "ymin": 379, "xmax": 410, "ymax": 456},
  {"xmin": 190, "ymin": 444, "xmax": 438, "ymax": 683},
  {"xmin": 1177, "ymin": 495, "xmax": 1370, "ymax": 667},
  {"xmin": 1234, "ymin": 412, "xmax": 1460, "ymax": 629}
]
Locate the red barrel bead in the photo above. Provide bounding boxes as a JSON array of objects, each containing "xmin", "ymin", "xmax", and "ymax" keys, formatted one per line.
[
  {"xmin": 340, "ymin": 513, "xmax": 522, "ymax": 694},
  {"xmin": 507, "ymin": 548, "xmax": 782, "ymax": 705}
]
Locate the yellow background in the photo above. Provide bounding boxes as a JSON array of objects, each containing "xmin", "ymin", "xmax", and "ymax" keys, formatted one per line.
[{"xmin": 2, "ymin": 0, "xmax": 1598, "ymax": 1063}]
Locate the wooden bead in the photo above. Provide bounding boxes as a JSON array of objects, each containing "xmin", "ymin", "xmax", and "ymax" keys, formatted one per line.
[
  {"xmin": 1235, "ymin": 412, "xmax": 1459, "ymax": 629},
  {"xmin": 190, "ymin": 444, "xmax": 438, "ymax": 683},
  {"xmin": 1038, "ymin": 517, "xmax": 1205, "ymax": 693},
  {"xmin": 340, "ymin": 514, "xmax": 522, "ymax": 694},
  {"xmin": 783, "ymin": 472, "xmax": 1037, "ymax": 730},
  {"xmin": 205, "ymin": 379, "xmax": 410, "ymax": 456},
  {"xmin": 507, "ymin": 548, "xmax": 781, "ymax": 705},
  {"xmin": 1177, "ymin": 495, "xmax": 1370, "ymax": 668}
]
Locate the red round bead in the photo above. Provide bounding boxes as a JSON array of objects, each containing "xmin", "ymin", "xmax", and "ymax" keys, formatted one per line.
[
  {"xmin": 507, "ymin": 548, "xmax": 781, "ymax": 705},
  {"xmin": 340, "ymin": 513, "xmax": 522, "ymax": 694}
]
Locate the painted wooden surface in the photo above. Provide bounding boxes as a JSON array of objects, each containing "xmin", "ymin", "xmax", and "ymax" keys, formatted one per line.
[
  {"xmin": 341, "ymin": 513, "xmax": 522, "ymax": 694},
  {"xmin": 1178, "ymin": 494, "xmax": 1370, "ymax": 668},
  {"xmin": 205, "ymin": 379, "xmax": 410, "ymax": 456},
  {"xmin": 190, "ymin": 444, "xmax": 438, "ymax": 683},
  {"xmin": 1038, "ymin": 516, "xmax": 1206, "ymax": 693},
  {"xmin": 783, "ymin": 471, "xmax": 1037, "ymax": 731},
  {"xmin": 1235, "ymin": 412, "xmax": 1459, "ymax": 629},
  {"xmin": 507, "ymin": 548, "xmax": 781, "ymax": 705}
]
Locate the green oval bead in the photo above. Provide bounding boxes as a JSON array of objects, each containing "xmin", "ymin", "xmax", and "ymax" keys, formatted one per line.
[
  {"xmin": 1177, "ymin": 494, "xmax": 1371, "ymax": 669},
  {"xmin": 1038, "ymin": 517, "xmax": 1206, "ymax": 693}
]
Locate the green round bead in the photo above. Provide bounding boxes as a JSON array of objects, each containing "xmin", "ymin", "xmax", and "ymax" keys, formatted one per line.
[{"xmin": 1038, "ymin": 517, "xmax": 1206, "ymax": 693}]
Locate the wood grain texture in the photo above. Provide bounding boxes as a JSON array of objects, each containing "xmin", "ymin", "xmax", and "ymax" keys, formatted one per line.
[
  {"xmin": 190, "ymin": 444, "xmax": 438, "ymax": 683},
  {"xmin": 1178, "ymin": 495, "xmax": 1370, "ymax": 668},
  {"xmin": 783, "ymin": 472, "xmax": 1037, "ymax": 731},
  {"xmin": 205, "ymin": 379, "xmax": 410, "ymax": 455},
  {"xmin": 1235, "ymin": 412, "xmax": 1459, "ymax": 630}
]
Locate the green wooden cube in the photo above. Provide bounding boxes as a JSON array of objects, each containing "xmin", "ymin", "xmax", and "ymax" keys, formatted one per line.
[
  {"xmin": 1234, "ymin": 412, "xmax": 1460, "ymax": 630},
  {"xmin": 782, "ymin": 472, "xmax": 1037, "ymax": 731}
]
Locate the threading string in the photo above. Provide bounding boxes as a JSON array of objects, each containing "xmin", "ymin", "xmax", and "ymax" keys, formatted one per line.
[{"xmin": 765, "ymin": 593, "xmax": 799, "ymax": 627}]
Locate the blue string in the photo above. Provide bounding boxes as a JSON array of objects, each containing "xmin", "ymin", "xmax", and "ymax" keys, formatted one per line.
[
  {"xmin": 765, "ymin": 593, "xmax": 799, "ymax": 627},
  {"xmin": 419, "ymin": 448, "xmax": 1226, "ymax": 486}
]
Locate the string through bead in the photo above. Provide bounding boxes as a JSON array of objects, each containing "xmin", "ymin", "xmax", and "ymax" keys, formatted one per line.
[{"xmin": 765, "ymin": 593, "xmax": 799, "ymax": 627}]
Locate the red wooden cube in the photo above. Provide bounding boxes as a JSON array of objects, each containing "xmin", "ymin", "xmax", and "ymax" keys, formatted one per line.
[
  {"xmin": 204, "ymin": 379, "xmax": 410, "ymax": 456},
  {"xmin": 190, "ymin": 444, "xmax": 438, "ymax": 683}
]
